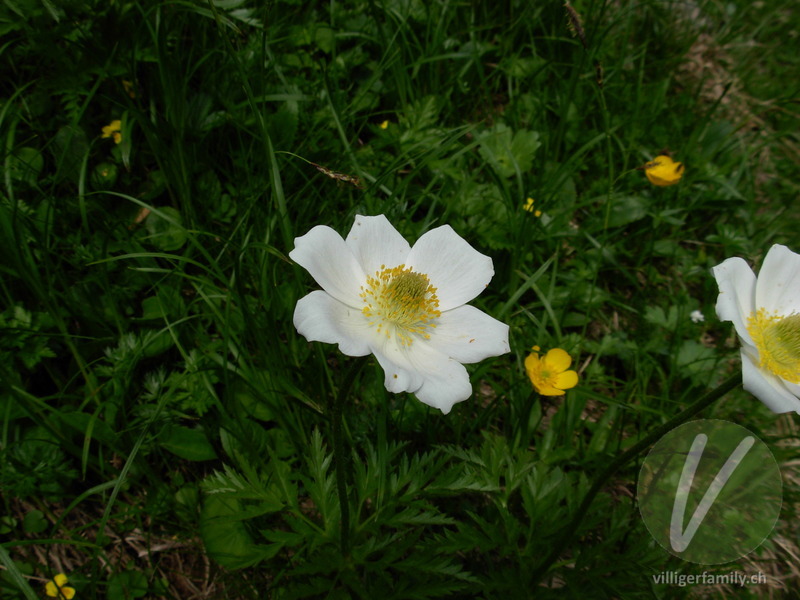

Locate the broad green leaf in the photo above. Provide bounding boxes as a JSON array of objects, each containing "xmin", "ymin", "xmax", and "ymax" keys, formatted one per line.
[
  {"xmin": 8, "ymin": 147, "xmax": 43, "ymax": 186},
  {"xmin": 159, "ymin": 425, "xmax": 218, "ymax": 461},
  {"xmin": 56, "ymin": 411, "xmax": 117, "ymax": 445},
  {"xmin": 107, "ymin": 570, "xmax": 148, "ymax": 600},
  {"xmin": 90, "ymin": 162, "xmax": 118, "ymax": 190},
  {"xmin": 200, "ymin": 495, "xmax": 281, "ymax": 569},
  {"xmin": 51, "ymin": 124, "xmax": 89, "ymax": 183},
  {"xmin": 144, "ymin": 207, "xmax": 187, "ymax": 251},
  {"xmin": 140, "ymin": 286, "xmax": 184, "ymax": 320},
  {"xmin": 235, "ymin": 382, "xmax": 275, "ymax": 422},
  {"xmin": 21, "ymin": 510, "xmax": 47, "ymax": 534},
  {"xmin": 605, "ymin": 195, "xmax": 649, "ymax": 227}
]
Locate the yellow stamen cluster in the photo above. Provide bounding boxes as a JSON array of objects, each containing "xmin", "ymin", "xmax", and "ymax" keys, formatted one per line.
[
  {"xmin": 747, "ymin": 309, "xmax": 800, "ymax": 383},
  {"xmin": 360, "ymin": 264, "xmax": 441, "ymax": 347}
]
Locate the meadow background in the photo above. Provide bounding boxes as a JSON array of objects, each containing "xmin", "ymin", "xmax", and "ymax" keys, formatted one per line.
[{"xmin": 1, "ymin": 0, "xmax": 799, "ymax": 598}]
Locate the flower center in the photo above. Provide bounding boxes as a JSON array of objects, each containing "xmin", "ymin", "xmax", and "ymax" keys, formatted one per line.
[
  {"xmin": 360, "ymin": 264, "xmax": 441, "ymax": 347},
  {"xmin": 747, "ymin": 309, "xmax": 800, "ymax": 383},
  {"xmin": 530, "ymin": 363, "xmax": 556, "ymax": 389}
]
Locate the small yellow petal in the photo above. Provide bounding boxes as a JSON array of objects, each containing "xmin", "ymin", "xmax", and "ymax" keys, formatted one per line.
[
  {"xmin": 538, "ymin": 384, "xmax": 567, "ymax": 396},
  {"xmin": 554, "ymin": 369, "xmax": 579, "ymax": 390},
  {"xmin": 101, "ymin": 120, "xmax": 122, "ymax": 139},
  {"xmin": 122, "ymin": 79, "xmax": 136, "ymax": 99},
  {"xmin": 524, "ymin": 353, "xmax": 541, "ymax": 372},
  {"xmin": 46, "ymin": 574, "xmax": 75, "ymax": 599},
  {"xmin": 544, "ymin": 348, "xmax": 572, "ymax": 372},
  {"xmin": 379, "ymin": 120, "xmax": 389, "ymax": 129}
]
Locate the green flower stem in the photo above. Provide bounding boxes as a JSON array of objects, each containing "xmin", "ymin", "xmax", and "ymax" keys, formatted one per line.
[
  {"xmin": 331, "ymin": 357, "xmax": 367, "ymax": 557},
  {"xmin": 531, "ymin": 372, "xmax": 743, "ymax": 583}
]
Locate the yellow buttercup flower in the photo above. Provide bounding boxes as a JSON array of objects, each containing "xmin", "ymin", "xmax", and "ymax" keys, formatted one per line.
[
  {"xmin": 525, "ymin": 347, "xmax": 578, "ymax": 396},
  {"xmin": 45, "ymin": 573, "xmax": 76, "ymax": 599},
  {"xmin": 522, "ymin": 198, "xmax": 542, "ymax": 217},
  {"xmin": 101, "ymin": 120, "xmax": 122, "ymax": 144},
  {"xmin": 379, "ymin": 120, "xmax": 389, "ymax": 130},
  {"xmin": 644, "ymin": 155, "xmax": 684, "ymax": 186},
  {"xmin": 122, "ymin": 79, "xmax": 136, "ymax": 99}
]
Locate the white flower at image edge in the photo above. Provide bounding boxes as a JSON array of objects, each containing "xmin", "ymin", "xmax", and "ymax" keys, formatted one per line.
[
  {"xmin": 289, "ymin": 214, "xmax": 510, "ymax": 414},
  {"xmin": 712, "ymin": 244, "xmax": 800, "ymax": 414}
]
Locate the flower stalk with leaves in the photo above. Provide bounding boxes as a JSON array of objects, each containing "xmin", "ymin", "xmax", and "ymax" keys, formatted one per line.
[{"xmin": 290, "ymin": 214, "xmax": 510, "ymax": 556}]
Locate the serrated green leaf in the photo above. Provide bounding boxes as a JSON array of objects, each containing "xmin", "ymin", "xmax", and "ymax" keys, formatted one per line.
[
  {"xmin": 478, "ymin": 122, "xmax": 541, "ymax": 178},
  {"xmin": 644, "ymin": 305, "xmax": 677, "ymax": 329},
  {"xmin": 676, "ymin": 340, "xmax": 716, "ymax": 375}
]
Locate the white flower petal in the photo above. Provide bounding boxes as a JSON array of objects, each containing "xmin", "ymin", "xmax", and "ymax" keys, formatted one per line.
[
  {"xmin": 406, "ymin": 225, "xmax": 494, "ymax": 311},
  {"xmin": 414, "ymin": 359, "xmax": 473, "ymax": 414},
  {"xmin": 428, "ymin": 305, "xmax": 510, "ymax": 364},
  {"xmin": 372, "ymin": 337, "xmax": 473, "ymax": 414},
  {"xmin": 345, "ymin": 214, "xmax": 411, "ymax": 276},
  {"xmin": 756, "ymin": 244, "xmax": 800, "ymax": 315},
  {"xmin": 740, "ymin": 348, "xmax": 800, "ymax": 413},
  {"xmin": 289, "ymin": 225, "xmax": 366, "ymax": 307},
  {"xmin": 293, "ymin": 291, "xmax": 373, "ymax": 356},
  {"xmin": 372, "ymin": 347, "xmax": 425, "ymax": 395},
  {"xmin": 711, "ymin": 256, "xmax": 756, "ymax": 346},
  {"xmin": 782, "ymin": 380, "xmax": 800, "ymax": 403}
]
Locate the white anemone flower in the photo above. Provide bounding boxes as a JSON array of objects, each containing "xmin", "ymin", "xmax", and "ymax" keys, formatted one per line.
[
  {"xmin": 289, "ymin": 214, "xmax": 510, "ymax": 414},
  {"xmin": 712, "ymin": 244, "xmax": 800, "ymax": 414}
]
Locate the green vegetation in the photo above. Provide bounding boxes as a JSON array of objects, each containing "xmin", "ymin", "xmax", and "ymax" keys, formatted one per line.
[{"xmin": 1, "ymin": 0, "xmax": 798, "ymax": 598}]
